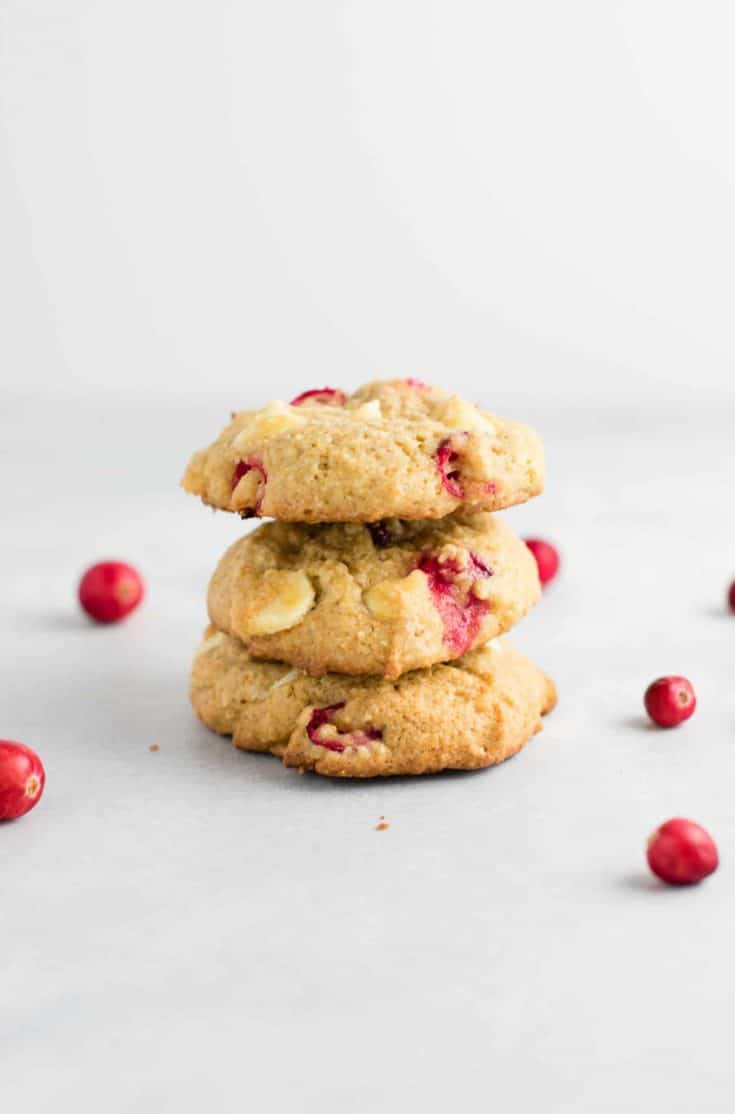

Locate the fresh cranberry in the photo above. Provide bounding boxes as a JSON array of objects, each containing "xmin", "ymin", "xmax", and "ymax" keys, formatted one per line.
[
  {"xmin": 418, "ymin": 550, "xmax": 492, "ymax": 656},
  {"xmin": 435, "ymin": 433, "xmax": 468, "ymax": 499},
  {"xmin": 524, "ymin": 539, "xmax": 560, "ymax": 586},
  {"xmin": 727, "ymin": 580, "xmax": 735, "ymax": 612},
  {"xmin": 644, "ymin": 676, "xmax": 696, "ymax": 728},
  {"xmin": 647, "ymin": 818, "xmax": 718, "ymax": 885},
  {"xmin": 404, "ymin": 377, "xmax": 430, "ymax": 390},
  {"xmin": 367, "ymin": 521, "xmax": 395, "ymax": 548},
  {"xmin": 78, "ymin": 561, "xmax": 144, "ymax": 623},
  {"xmin": 0, "ymin": 741, "xmax": 45, "ymax": 821},
  {"xmin": 290, "ymin": 388, "xmax": 347, "ymax": 407},
  {"xmin": 231, "ymin": 457, "xmax": 267, "ymax": 517},
  {"xmin": 306, "ymin": 704, "xmax": 382, "ymax": 753}
]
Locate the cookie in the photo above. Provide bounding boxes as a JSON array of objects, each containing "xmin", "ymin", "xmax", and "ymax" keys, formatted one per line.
[
  {"xmin": 207, "ymin": 513, "xmax": 541, "ymax": 678},
  {"xmin": 190, "ymin": 627, "xmax": 556, "ymax": 778},
  {"xmin": 182, "ymin": 378, "xmax": 544, "ymax": 522}
]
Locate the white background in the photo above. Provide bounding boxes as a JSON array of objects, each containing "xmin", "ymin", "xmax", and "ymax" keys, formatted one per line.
[
  {"xmin": 2, "ymin": 4, "xmax": 735, "ymax": 1113},
  {"xmin": 3, "ymin": 0, "xmax": 735, "ymax": 406}
]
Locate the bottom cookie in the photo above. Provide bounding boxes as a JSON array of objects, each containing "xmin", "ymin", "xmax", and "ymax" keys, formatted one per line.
[{"xmin": 190, "ymin": 627, "xmax": 556, "ymax": 778}]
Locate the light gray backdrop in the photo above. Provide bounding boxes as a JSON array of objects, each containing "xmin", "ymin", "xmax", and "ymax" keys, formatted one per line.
[{"xmin": 2, "ymin": 4, "xmax": 735, "ymax": 1113}]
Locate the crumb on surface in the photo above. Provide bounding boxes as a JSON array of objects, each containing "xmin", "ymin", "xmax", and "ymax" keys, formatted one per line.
[
  {"xmin": 149, "ymin": 744, "xmax": 160, "ymax": 752},
  {"xmin": 375, "ymin": 820, "xmax": 389, "ymax": 831}
]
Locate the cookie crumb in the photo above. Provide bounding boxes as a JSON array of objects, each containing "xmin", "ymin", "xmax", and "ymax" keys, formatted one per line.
[
  {"xmin": 375, "ymin": 820, "xmax": 389, "ymax": 831},
  {"xmin": 149, "ymin": 744, "xmax": 159, "ymax": 752}
]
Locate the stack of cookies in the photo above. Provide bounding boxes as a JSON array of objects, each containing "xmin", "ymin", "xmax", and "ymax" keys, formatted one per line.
[{"xmin": 183, "ymin": 379, "xmax": 555, "ymax": 778}]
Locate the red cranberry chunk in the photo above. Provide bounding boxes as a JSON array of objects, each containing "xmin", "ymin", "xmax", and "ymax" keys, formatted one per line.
[
  {"xmin": 367, "ymin": 521, "xmax": 396, "ymax": 549},
  {"xmin": 306, "ymin": 703, "xmax": 382, "ymax": 753},
  {"xmin": 418, "ymin": 550, "xmax": 493, "ymax": 656},
  {"xmin": 435, "ymin": 435, "xmax": 467, "ymax": 499},
  {"xmin": 404, "ymin": 377, "xmax": 430, "ymax": 390},
  {"xmin": 290, "ymin": 388, "xmax": 347, "ymax": 407},
  {"xmin": 231, "ymin": 457, "xmax": 267, "ymax": 516}
]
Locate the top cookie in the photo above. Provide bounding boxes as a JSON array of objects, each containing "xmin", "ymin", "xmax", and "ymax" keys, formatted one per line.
[{"xmin": 182, "ymin": 378, "xmax": 544, "ymax": 522}]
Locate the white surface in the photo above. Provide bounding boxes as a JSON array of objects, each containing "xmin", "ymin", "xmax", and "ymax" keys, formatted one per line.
[
  {"xmin": 3, "ymin": 395, "xmax": 735, "ymax": 1113},
  {"xmin": 4, "ymin": 1, "xmax": 735, "ymax": 406}
]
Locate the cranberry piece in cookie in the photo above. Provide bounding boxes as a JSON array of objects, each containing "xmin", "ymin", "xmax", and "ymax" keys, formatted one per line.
[
  {"xmin": 290, "ymin": 387, "xmax": 347, "ymax": 407},
  {"xmin": 435, "ymin": 433, "xmax": 469, "ymax": 499},
  {"xmin": 417, "ymin": 549, "xmax": 493, "ymax": 656},
  {"xmin": 306, "ymin": 703, "xmax": 383, "ymax": 753},
  {"xmin": 231, "ymin": 457, "xmax": 267, "ymax": 517},
  {"xmin": 404, "ymin": 377, "xmax": 430, "ymax": 390},
  {"xmin": 367, "ymin": 521, "xmax": 397, "ymax": 548}
]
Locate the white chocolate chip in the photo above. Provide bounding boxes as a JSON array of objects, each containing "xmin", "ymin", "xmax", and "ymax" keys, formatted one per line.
[
  {"xmin": 245, "ymin": 570, "xmax": 316, "ymax": 635},
  {"xmin": 471, "ymin": 578, "xmax": 493, "ymax": 601},
  {"xmin": 351, "ymin": 399, "xmax": 383, "ymax": 421},
  {"xmin": 267, "ymin": 667, "xmax": 302, "ymax": 693},
  {"xmin": 363, "ymin": 569, "xmax": 426, "ymax": 621},
  {"xmin": 442, "ymin": 395, "xmax": 496, "ymax": 435},
  {"xmin": 231, "ymin": 468, "xmax": 263, "ymax": 511},
  {"xmin": 487, "ymin": 637, "xmax": 504, "ymax": 653},
  {"xmin": 195, "ymin": 631, "xmax": 227, "ymax": 655},
  {"xmin": 232, "ymin": 401, "xmax": 306, "ymax": 448},
  {"xmin": 363, "ymin": 580, "xmax": 400, "ymax": 621}
]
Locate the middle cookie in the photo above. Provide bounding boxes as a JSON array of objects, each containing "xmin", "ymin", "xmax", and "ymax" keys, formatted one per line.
[{"xmin": 207, "ymin": 512, "xmax": 541, "ymax": 679}]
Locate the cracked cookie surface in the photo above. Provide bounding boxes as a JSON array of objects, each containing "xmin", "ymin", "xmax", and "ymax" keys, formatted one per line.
[
  {"xmin": 208, "ymin": 512, "xmax": 541, "ymax": 678},
  {"xmin": 190, "ymin": 627, "xmax": 556, "ymax": 778},
  {"xmin": 182, "ymin": 378, "xmax": 544, "ymax": 522}
]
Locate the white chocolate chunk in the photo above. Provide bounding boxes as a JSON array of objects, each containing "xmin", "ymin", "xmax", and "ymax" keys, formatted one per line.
[
  {"xmin": 195, "ymin": 631, "xmax": 228, "ymax": 656},
  {"xmin": 232, "ymin": 402, "xmax": 305, "ymax": 448},
  {"xmin": 471, "ymin": 578, "xmax": 494, "ymax": 601},
  {"xmin": 267, "ymin": 667, "xmax": 302, "ymax": 694},
  {"xmin": 246, "ymin": 570, "xmax": 315, "ymax": 635},
  {"xmin": 442, "ymin": 395, "xmax": 496, "ymax": 435},
  {"xmin": 363, "ymin": 569, "xmax": 427, "ymax": 620},
  {"xmin": 363, "ymin": 580, "xmax": 400, "ymax": 621},
  {"xmin": 351, "ymin": 399, "xmax": 383, "ymax": 421},
  {"xmin": 231, "ymin": 468, "xmax": 263, "ymax": 511}
]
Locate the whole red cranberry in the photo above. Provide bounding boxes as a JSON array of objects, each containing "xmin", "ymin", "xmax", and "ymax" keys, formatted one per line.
[
  {"xmin": 647, "ymin": 818, "xmax": 718, "ymax": 885},
  {"xmin": 0, "ymin": 741, "xmax": 46, "ymax": 821},
  {"xmin": 524, "ymin": 538, "xmax": 559, "ymax": 586},
  {"xmin": 728, "ymin": 580, "xmax": 735, "ymax": 612},
  {"xmin": 644, "ymin": 675, "xmax": 696, "ymax": 728},
  {"xmin": 78, "ymin": 561, "xmax": 145, "ymax": 623}
]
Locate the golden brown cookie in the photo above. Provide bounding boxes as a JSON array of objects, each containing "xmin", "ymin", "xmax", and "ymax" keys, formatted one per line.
[
  {"xmin": 182, "ymin": 379, "xmax": 544, "ymax": 522},
  {"xmin": 207, "ymin": 513, "xmax": 541, "ymax": 678},
  {"xmin": 190, "ymin": 627, "xmax": 556, "ymax": 778}
]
